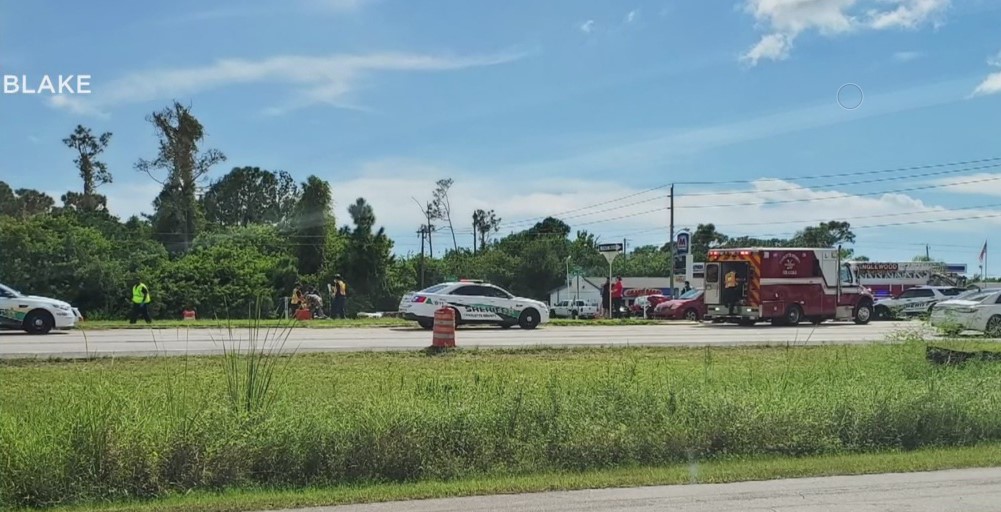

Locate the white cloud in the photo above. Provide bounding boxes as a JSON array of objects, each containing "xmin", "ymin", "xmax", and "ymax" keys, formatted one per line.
[
  {"xmin": 740, "ymin": 0, "xmax": 950, "ymax": 65},
  {"xmin": 301, "ymin": 0, "xmax": 374, "ymax": 13},
  {"xmin": 972, "ymin": 50, "xmax": 1001, "ymax": 97},
  {"xmin": 47, "ymin": 50, "xmax": 527, "ymax": 116},
  {"xmin": 867, "ymin": 0, "xmax": 949, "ymax": 29},
  {"xmin": 102, "ymin": 182, "xmax": 163, "ymax": 220},
  {"xmin": 580, "ymin": 20, "xmax": 595, "ymax": 33},
  {"xmin": 892, "ymin": 50, "xmax": 923, "ymax": 62},
  {"xmin": 625, "ymin": 10, "xmax": 639, "ymax": 23},
  {"xmin": 742, "ymin": 33, "xmax": 794, "ymax": 65},
  {"xmin": 27, "ymin": 135, "xmax": 40, "ymax": 144},
  {"xmin": 989, "ymin": 50, "xmax": 1001, "ymax": 68}
]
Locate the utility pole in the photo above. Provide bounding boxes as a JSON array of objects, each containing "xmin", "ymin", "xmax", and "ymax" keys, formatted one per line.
[
  {"xmin": 926, "ymin": 244, "xmax": 931, "ymax": 260},
  {"xmin": 472, "ymin": 220, "xmax": 477, "ymax": 255},
  {"xmin": 623, "ymin": 238, "xmax": 628, "ymax": 260},
  {"xmin": 668, "ymin": 184, "xmax": 675, "ymax": 297},
  {"xmin": 418, "ymin": 226, "xmax": 426, "ymax": 288}
]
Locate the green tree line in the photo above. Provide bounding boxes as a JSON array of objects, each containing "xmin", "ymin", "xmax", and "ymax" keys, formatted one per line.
[{"xmin": 0, "ymin": 101, "xmax": 862, "ymax": 320}]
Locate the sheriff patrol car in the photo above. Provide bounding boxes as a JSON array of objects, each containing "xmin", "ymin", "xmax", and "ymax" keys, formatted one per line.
[
  {"xmin": 0, "ymin": 283, "xmax": 83, "ymax": 334},
  {"xmin": 399, "ymin": 280, "xmax": 549, "ymax": 330},
  {"xmin": 873, "ymin": 285, "xmax": 975, "ymax": 320}
]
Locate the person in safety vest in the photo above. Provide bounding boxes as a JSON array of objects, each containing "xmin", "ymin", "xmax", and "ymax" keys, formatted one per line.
[
  {"xmin": 129, "ymin": 278, "xmax": 152, "ymax": 324},
  {"xmin": 331, "ymin": 274, "xmax": 348, "ymax": 319}
]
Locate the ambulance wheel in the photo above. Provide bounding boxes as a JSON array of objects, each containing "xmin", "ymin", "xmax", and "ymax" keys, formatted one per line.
[
  {"xmin": 783, "ymin": 305, "xmax": 803, "ymax": 326},
  {"xmin": 854, "ymin": 302, "xmax": 873, "ymax": 325}
]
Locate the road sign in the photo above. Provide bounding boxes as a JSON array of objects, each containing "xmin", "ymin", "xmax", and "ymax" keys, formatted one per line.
[
  {"xmin": 598, "ymin": 243, "xmax": 623, "ymax": 265},
  {"xmin": 571, "ymin": 266, "xmax": 583, "ymax": 276},
  {"xmin": 676, "ymin": 231, "xmax": 690, "ymax": 256}
]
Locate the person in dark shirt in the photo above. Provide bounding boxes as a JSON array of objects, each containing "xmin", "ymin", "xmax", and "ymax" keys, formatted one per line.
[{"xmin": 600, "ymin": 279, "xmax": 610, "ymax": 318}]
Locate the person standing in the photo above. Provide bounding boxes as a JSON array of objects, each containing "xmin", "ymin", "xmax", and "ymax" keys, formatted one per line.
[
  {"xmin": 600, "ymin": 278, "xmax": 610, "ymax": 318},
  {"xmin": 331, "ymin": 274, "xmax": 348, "ymax": 319},
  {"xmin": 682, "ymin": 281, "xmax": 693, "ymax": 295},
  {"xmin": 611, "ymin": 276, "xmax": 624, "ymax": 318},
  {"xmin": 129, "ymin": 278, "xmax": 152, "ymax": 324}
]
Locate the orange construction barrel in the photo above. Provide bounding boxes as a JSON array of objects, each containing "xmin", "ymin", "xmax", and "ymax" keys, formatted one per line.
[
  {"xmin": 182, "ymin": 309, "xmax": 196, "ymax": 321},
  {"xmin": 432, "ymin": 308, "xmax": 456, "ymax": 348}
]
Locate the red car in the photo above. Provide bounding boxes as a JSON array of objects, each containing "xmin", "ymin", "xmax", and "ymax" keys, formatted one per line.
[{"xmin": 653, "ymin": 289, "xmax": 705, "ymax": 321}]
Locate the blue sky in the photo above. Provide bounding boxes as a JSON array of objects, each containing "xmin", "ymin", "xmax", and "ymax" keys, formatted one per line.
[{"xmin": 2, "ymin": 0, "xmax": 1001, "ymax": 272}]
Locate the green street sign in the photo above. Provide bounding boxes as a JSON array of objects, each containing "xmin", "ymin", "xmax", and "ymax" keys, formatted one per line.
[
  {"xmin": 571, "ymin": 266, "xmax": 583, "ymax": 275},
  {"xmin": 445, "ymin": 275, "xmax": 457, "ymax": 282}
]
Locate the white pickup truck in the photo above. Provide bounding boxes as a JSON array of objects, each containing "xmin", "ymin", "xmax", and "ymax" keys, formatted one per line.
[{"xmin": 550, "ymin": 299, "xmax": 599, "ymax": 319}]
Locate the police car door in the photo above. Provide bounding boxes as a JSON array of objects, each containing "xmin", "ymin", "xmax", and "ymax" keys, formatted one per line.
[
  {"xmin": 481, "ymin": 285, "xmax": 520, "ymax": 322},
  {"xmin": 0, "ymin": 286, "xmax": 20, "ymax": 328},
  {"xmin": 901, "ymin": 288, "xmax": 936, "ymax": 315},
  {"xmin": 447, "ymin": 285, "xmax": 496, "ymax": 321}
]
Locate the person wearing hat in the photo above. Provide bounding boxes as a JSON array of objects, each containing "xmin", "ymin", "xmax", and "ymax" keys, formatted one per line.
[{"xmin": 330, "ymin": 274, "xmax": 348, "ymax": 319}]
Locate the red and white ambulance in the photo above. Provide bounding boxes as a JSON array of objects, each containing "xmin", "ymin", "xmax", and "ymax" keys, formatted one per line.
[{"xmin": 703, "ymin": 247, "xmax": 874, "ymax": 326}]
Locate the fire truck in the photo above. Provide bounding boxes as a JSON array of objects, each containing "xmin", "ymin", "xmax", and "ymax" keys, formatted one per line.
[
  {"xmin": 704, "ymin": 247, "xmax": 874, "ymax": 326},
  {"xmin": 846, "ymin": 261, "xmax": 967, "ymax": 299}
]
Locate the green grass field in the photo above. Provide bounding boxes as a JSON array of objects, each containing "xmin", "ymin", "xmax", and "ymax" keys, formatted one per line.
[
  {"xmin": 75, "ymin": 317, "xmax": 664, "ymax": 330},
  {"xmin": 3, "ymin": 337, "xmax": 1001, "ymax": 510}
]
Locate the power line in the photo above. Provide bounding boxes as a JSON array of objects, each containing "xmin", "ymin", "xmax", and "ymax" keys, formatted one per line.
[{"xmin": 486, "ymin": 156, "xmax": 1001, "ymax": 229}]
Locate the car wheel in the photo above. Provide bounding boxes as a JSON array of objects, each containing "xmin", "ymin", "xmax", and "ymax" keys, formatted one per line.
[
  {"xmin": 854, "ymin": 302, "xmax": 873, "ymax": 325},
  {"xmin": 518, "ymin": 308, "xmax": 541, "ymax": 330},
  {"xmin": 986, "ymin": 315, "xmax": 1001, "ymax": 338},
  {"xmin": 873, "ymin": 305, "xmax": 886, "ymax": 320},
  {"xmin": 23, "ymin": 310, "xmax": 54, "ymax": 335},
  {"xmin": 417, "ymin": 318, "xmax": 434, "ymax": 330},
  {"xmin": 684, "ymin": 309, "xmax": 699, "ymax": 322}
]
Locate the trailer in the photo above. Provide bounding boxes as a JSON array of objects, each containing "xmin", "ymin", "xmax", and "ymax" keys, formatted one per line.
[{"xmin": 704, "ymin": 247, "xmax": 874, "ymax": 326}]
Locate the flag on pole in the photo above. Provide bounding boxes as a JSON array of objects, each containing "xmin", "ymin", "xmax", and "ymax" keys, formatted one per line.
[{"xmin": 980, "ymin": 240, "xmax": 987, "ymax": 263}]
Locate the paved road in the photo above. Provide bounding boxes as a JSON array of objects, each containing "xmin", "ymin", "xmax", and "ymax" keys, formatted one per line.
[
  {"xmin": 0, "ymin": 321, "xmax": 929, "ymax": 358},
  {"xmin": 269, "ymin": 467, "xmax": 1001, "ymax": 512}
]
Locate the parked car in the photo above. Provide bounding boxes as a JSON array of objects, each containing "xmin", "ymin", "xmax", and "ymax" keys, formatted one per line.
[
  {"xmin": 874, "ymin": 285, "xmax": 977, "ymax": 319},
  {"xmin": 929, "ymin": 289, "xmax": 1001, "ymax": 336},
  {"xmin": 652, "ymin": 289, "xmax": 705, "ymax": 321},
  {"xmin": 630, "ymin": 294, "xmax": 671, "ymax": 317},
  {"xmin": 551, "ymin": 299, "xmax": 599, "ymax": 319},
  {"xmin": 399, "ymin": 280, "xmax": 550, "ymax": 330},
  {"xmin": 0, "ymin": 283, "xmax": 83, "ymax": 334}
]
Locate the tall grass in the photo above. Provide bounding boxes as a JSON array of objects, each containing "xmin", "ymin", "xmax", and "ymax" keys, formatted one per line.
[
  {"xmin": 216, "ymin": 301, "xmax": 298, "ymax": 416},
  {"xmin": 2, "ymin": 337, "xmax": 1001, "ymax": 509}
]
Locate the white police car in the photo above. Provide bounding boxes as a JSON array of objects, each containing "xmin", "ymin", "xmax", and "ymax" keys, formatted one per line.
[
  {"xmin": 0, "ymin": 283, "xmax": 83, "ymax": 334},
  {"xmin": 873, "ymin": 285, "xmax": 975, "ymax": 320},
  {"xmin": 399, "ymin": 280, "xmax": 550, "ymax": 330}
]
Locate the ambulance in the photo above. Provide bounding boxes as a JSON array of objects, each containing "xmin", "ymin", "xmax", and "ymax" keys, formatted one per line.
[{"xmin": 703, "ymin": 247, "xmax": 874, "ymax": 326}]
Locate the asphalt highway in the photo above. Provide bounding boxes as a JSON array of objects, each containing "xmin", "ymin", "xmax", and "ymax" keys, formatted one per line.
[
  {"xmin": 0, "ymin": 320, "xmax": 929, "ymax": 358},
  {"xmin": 277, "ymin": 467, "xmax": 1001, "ymax": 512}
]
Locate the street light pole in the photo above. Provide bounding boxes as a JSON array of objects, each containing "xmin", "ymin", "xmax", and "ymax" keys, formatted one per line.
[{"xmin": 668, "ymin": 183, "xmax": 675, "ymax": 297}]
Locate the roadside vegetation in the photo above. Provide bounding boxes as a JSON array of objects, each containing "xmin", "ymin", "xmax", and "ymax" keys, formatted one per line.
[{"xmin": 3, "ymin": 329, "xmax": 1001, "ymax": 511}]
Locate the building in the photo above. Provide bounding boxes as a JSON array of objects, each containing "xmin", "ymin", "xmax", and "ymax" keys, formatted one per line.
[{"xmin": 548, "ymin": 276, "xmax": 676, "ymax": 306}]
